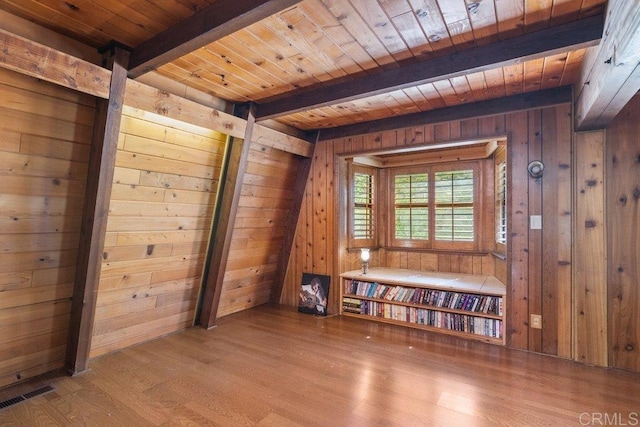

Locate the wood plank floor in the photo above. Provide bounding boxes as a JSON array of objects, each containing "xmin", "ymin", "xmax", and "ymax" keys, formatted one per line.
[{"xmin": 1, "ymin": 304, "xmax": 639, "ymax": 426}]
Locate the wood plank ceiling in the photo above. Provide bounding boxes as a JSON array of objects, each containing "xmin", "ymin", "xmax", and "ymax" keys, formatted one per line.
[{"xmin": 0, "ymin": 0, "xmax": 606, "ymax": 132}]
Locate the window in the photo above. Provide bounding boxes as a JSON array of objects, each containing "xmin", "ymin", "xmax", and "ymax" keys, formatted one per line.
[
  {"xmin": 434, "ymin": 169, "xmax": 474, "ymax": 242},
  {"xmin": 496, "ymin": 160, "xmax": 507, "ymax": 244},
  {"xmin": 349, "ymin": 164, "xmax": 376, "ymax": 247},
  {"xmin": 353, "ymin": 172, "xmax": 374, "ymax": 239},
  {"xmin": 390, "ymin": 163, "xmax": 478, "ymax": 250},
  {"xmin": 394, "ymin": 173, "xmax": 428, "ymax": 240}
]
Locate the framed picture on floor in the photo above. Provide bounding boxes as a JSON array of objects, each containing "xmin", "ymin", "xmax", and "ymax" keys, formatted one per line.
[{"xmin": 298, "ymin": 273, "xmax": 330, "ymax": 316}]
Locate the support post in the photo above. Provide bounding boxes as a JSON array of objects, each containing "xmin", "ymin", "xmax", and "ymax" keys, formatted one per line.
[
  {"xmin": 65, "ymin": 46, "xmax": 129, "ymax": 374},
  {"xmin": 198, "ymin": 104, "xmax": 256, "ymax": 328}
]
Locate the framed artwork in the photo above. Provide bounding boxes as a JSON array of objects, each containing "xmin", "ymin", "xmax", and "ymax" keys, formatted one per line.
[{"xmin": 298, "ymin": 273, "xmax": 330, "ymax": 316}]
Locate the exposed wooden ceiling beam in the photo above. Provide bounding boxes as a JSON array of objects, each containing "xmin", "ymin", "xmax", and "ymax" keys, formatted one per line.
[
  {"xmin": 574, "ymin": 0, "xmax": 640, "ymax": 130},
  {"xmin": 0, "ymin": 28, "xmax": 110, "ymax": 98},
  {"xmin": 256, "ymin": 14, "xmax": 603, "ymax": 121},
  {"xmin": 317, "ymin": 86, "xmax": 573, "ymax": 141},
  {"xmin": 128, "ymin": 0, "xmax": 303, "ymax": 78}
]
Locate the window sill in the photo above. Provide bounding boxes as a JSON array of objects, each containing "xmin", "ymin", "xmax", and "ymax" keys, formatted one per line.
[
  {"xmin": 384, "ymin": 247, "xmax": 489, "ymax": 256},
  {"xmin": 346, "ymin": 246, "xmax": 494, "ymax": 257},
  {"xmin": 491, "ymin": 252, "xmax": 507, "ymax": 261}
]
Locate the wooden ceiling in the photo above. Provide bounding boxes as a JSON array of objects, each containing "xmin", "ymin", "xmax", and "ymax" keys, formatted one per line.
[{"xmin": 0, "ymin": 0, "xmax": 606, "ymax": 133}]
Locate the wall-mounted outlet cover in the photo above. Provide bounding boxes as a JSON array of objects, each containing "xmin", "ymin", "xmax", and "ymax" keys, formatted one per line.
[{"xmin": 531, "ymin": 314, "xmax": 542, "ymax": 329}]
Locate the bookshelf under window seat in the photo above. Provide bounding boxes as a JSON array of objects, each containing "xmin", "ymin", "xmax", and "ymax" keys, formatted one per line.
[{"xmin": 339, "ymin": 267, "xmax": 506, "ymax": 345}]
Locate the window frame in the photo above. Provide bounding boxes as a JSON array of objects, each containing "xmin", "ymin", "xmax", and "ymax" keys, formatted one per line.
[
  {"xmin": 494, "ymin": 145, "xmax": 507, "ymax": 254},
  {"xmin": 388, "ymin": 165, "xmax": 430, "ymax": 248},
  {"xmin": 348, "ymin": 162, "xmax": 377, "ymax": 249},
  {"xmin": 388, "ymin": 161, "xmax": 480, "ymax": 251}
]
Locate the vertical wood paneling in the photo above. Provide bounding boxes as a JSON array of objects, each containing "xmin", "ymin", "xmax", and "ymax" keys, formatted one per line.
[
  {"xmin": 90, "ymin": 105, "xmax": 224, "ymax": 357},
  {"xmin": 379, "ymin": 252, "xmax": 494, "ymax": 275},
  {"xmin": 495, "ymin": 258, "xmax": 507, "ymax": 284},
  {"xmin": 0, "ymin": 68, "xmax": 92, "ymax": 387},
  {"xmin": 314, "ymin": 140, "xmax": 328, "ymax": 273},
  {"xmin": 551, "ymin": 104, "xmax": 573, "ymax": 359},
  {"xmin": 541, "ymin": 107, "xmax": 560, "ymax": 355},
  {"xmin": 528, "ymin": 109, "xmax": 543, "ymax": 353},
  {"xmin": 575, "ymin": 130, "xmax": 607, "ymax": 367},
  {"xmin": 507, "ymin": 111, "xmax": 530, "ymax": 349},
  {"xmin": 607, "ymin": 93, "xmax": 640, "ymax": 372},
  {"xmin": 326, "ymin": 139, "xmax": 337, "ymax": 302},
  {"xmin": 283, "ymin": 104, "xmax": 575, "ymax": 357},
  {"xmin": 481, "ymin": 155, "xmax": 496, "ymax": 252}
]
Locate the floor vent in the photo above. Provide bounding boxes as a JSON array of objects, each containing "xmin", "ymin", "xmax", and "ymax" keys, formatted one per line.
[{"xmin": 0, "ymin": 385, "xmax": 55, "ymax": 411}]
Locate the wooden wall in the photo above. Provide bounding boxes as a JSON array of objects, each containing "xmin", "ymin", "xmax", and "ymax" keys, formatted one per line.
[
  {"xmin": 283, "ymin": 105, "xmax": 574, "ymax": 358},
  {"xmin": 90, "ymin": 105, "xmax": 226, "ymax": 357},
  {"xmin": 606, "ymin": 92, "xmax": 640, "ymax": 372},
  {"xmin": 281, "ymin": 139, "xmax": 336, "ymax": 307},
  {"xmin": 0, "ymin": 68, "xmax": 94, "ymax": 387},
  {"xmin": 217, "ymin": 141, "xmax": 301, "ymax": 317},
  {"xmin": 574, "ymin": 130, "xmax": 607, "ymax": 367}
]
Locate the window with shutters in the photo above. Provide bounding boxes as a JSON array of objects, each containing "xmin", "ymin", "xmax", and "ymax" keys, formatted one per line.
[
  {"xmin": 390, "ymin": 163, "xmax": 478, "ymax": 250},
  {"xmin": 394, "ymin": 172, "xmax": 429, "ymax": 241},
  {"xmin": 348, "ymin": 163, "xmax": 376, "ymax": 248},
  {"xmin": 496, "ymin": 160, "xmax": 507, "ymax": 244},
  {"xmin": 434, "ymin": 169, "xmax": 474, "ymax": 242}
]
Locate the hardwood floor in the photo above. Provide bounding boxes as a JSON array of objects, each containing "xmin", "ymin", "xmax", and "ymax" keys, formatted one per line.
[{"xmin": 1, "ymin": 304, "xmax": 639, "ymax": 426}]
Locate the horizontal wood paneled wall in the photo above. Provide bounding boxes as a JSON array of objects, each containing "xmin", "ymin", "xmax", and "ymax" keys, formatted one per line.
[
  {"xmin": 283, "ymin": 106, "xmax": 574, "ymax": 357},
  {"xmin": 217, "ymin": 141, "xmax": 300, "ymax": 318},
  {"xmin": 0, "ymin": 68, "xmax": 94, "ymax": 387},
  {"xmin": 90, "ymin": 105, "xmax": 226, "ymax": 358},
  {"xmin": 606, "ymin": 93, "xmax": 640, "ymax": 372}
]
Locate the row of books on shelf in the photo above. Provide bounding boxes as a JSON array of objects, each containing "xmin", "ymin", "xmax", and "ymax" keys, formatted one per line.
[
  {"xmin": 343, "ymin": 298, "xmax": 502, "ymax": 339},
  {"xmin": 343, "ymin": 279, "xmax": 502, "ymax": 316}
]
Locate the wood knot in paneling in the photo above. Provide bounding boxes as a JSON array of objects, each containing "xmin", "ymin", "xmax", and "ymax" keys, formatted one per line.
[
  {"xmin": 625, "ymin": 344, "xmax": 635, "ymax": 352},
  {"xmin": 584, "ymin": 220, "xmax": 597, "ymax": 228},
  {"xmin": 633, "ymin": 187, "xmax": 640, "ymax": 199},
  {"xmin": 619, "ymin": 194, "xmax": 627, "ymax": 205},
  {"xmin": 586, "ymin": 179, "xmax": 598, "ymax": 187}
]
